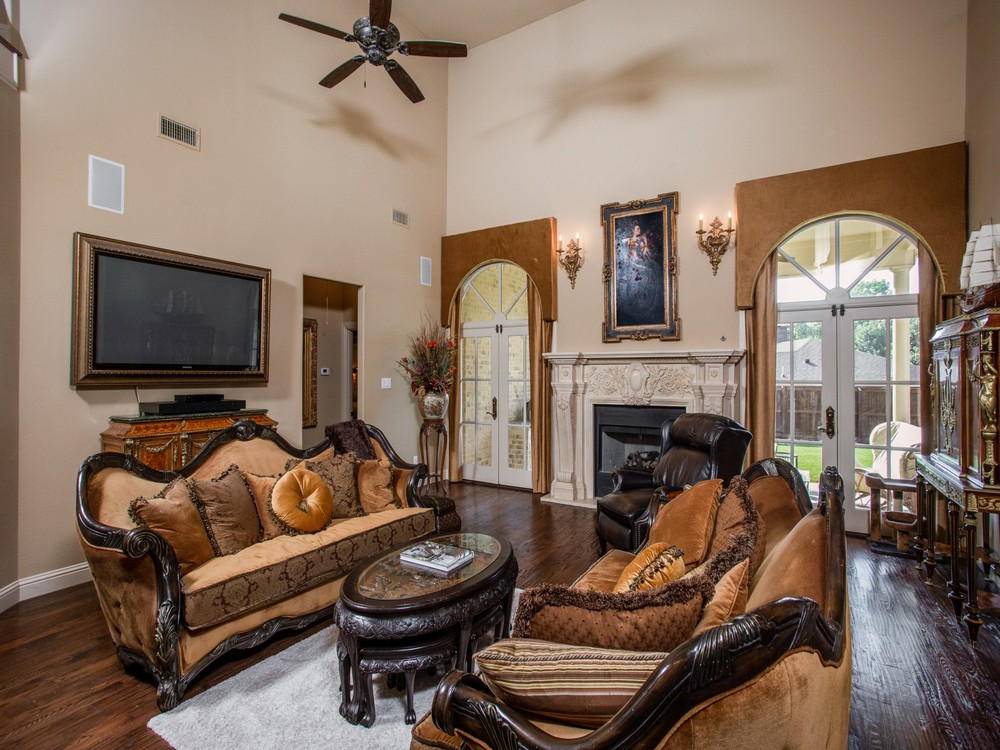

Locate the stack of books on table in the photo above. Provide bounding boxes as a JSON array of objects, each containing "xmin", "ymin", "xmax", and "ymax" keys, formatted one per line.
[{"xmin": 399, "ymin": 541, "xmax": 474, "ymax": 573}]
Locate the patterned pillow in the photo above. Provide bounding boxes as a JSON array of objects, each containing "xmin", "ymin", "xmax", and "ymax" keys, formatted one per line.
[
  {"xmin": 128, "ymin": 477, "xmax": 216, "ymax": 575},
  {"xmin": 356, "ymin": 459, "xmax": 401, "ymax": 513},
  {"xmin": 474, "ymin": 639, "xmax": 666, "ymax": 728},
  {"xmin": 512, "ymin": 575, "xmax": 714, "ymax": 653},
  {"xmin": 269, "ymin": 463, "xmax": 334, "ymax": 533},
  {"xmin": 285, "ymin": 453, "xmax": 366, "ymax": 520},
  {"xmin": 648, "ymin": 479, "xmax": 723, "ymax": 569},
  {"xmin": 612, "ymin": 544, "xmax": 685, "ymax": 593}
]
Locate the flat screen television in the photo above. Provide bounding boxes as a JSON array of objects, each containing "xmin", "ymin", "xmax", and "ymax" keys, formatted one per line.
[{"xmin": 72, "ymin": 233, "xmax": 270, "ymax": 388}]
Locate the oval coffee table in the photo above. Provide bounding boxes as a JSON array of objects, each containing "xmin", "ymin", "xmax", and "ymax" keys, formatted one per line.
[{"xmin": 335, "ymin": 532, "xmax": 518, "ymax": 726}]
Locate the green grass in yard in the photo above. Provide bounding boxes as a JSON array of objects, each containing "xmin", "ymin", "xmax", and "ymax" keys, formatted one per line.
[{"xmin": 774, "ymin": 443, "xmax": 873, "ymax": 481}]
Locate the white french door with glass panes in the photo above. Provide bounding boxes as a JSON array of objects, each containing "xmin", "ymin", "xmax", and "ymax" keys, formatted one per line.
[
  {"xmin": 774, "ymin": 215, "xmax": 921, "ymax": 534},
  {"xmin": 459, "ymin": 263, "xmax": 532, "ymax": 488}
]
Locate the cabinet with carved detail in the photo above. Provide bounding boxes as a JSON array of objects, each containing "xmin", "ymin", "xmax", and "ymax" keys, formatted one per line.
[
  {"xmin": 918, "ymin": 307, "xmax": 1000, "ymax": 648},
  {"xmin": 100, "ymin": 410, "xmax": 277, "ymax": 472}
]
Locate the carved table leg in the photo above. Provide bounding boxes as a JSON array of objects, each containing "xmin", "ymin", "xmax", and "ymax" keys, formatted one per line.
[
  {"xmin": 404, "ymin": 670, "xmax": 417, "ymax": 724},
  {"xmin": 947, "ymin": 501, "xmax": 964, "ymax": 620},
  {"xmin": 337, "ymin": 639, "xmax": 353, "ymax": 720},
  {"xmin": 963, "ymin": 511, "xmax": 984, "ymax": 648},
  {"xmin": 912, "ymin": 476, "xmax": 926, "ymax": 568},
  {"xmin": 456, "ymin": 620, "xmax": 473, "ymax": 672},
  {"xmin": 923, "ymin": 484, "xmax": 939, "ymax": 582}
]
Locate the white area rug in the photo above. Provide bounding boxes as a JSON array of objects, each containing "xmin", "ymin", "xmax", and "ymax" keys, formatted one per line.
[
  {"xmin": 149, "ymin": 591, "xmax": 520, "ymax": 750},
  {"xmin": 148, "ymin": 625, "xmax": 438, "ymax": 750}
]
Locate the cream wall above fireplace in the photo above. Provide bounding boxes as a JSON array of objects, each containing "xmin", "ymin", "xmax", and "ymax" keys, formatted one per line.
[{"xmin": 543, "ymin": 350, "xmax": 745, "ymax": 508}]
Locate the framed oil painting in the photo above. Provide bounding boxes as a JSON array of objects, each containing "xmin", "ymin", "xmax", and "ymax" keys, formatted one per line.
[{"xmin": 601, "ymin": 192, "xmax": 680, "ymax": 342}]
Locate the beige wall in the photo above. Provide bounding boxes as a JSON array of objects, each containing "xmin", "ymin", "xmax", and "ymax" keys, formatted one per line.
[
  {"xmin": 1, "ymin": 76, "xmax": 20, "ymax": 591},
  {"xmin": 967, "ymin": 0, "xmax": 1000, "ymax": 225},
  {"xmin": 445, "ymin": 0, "xmax": 967, "ymax": 354},
  {"xmin": 17, "ymin": 0, "xmax": 448, "ymax": 580}
]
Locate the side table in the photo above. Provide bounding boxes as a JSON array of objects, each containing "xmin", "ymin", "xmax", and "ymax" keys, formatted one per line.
[{"xmin": 419, "ymin": 418, "xmax": 448, "ymax": 494}]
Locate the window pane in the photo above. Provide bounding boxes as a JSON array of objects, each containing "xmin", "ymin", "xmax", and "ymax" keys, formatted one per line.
[
  {"xmin": 854, "ymin": 319, "xmax": 887, "ymax": 382},
  {"xmin": 838, "ymin": 219, "xmax": 900, "ymax": 290},
  {"xmin": 476, "ymin": 337, "xmax": 492, "ymax": 379},
  {"xmin": 778, "ymin": 219, "xmax": 836, "ymax": 291},
  {"xmin": 508, "ymin": 335, "xmax": 525, "ymax": 380},
  {"xmin": 508, "ymin": 381, "xmax": 526, "ymax": 424},
  {"xmin": 461, "ymin": 380, "xmax": 476, "ymax": 420},
  {"xmin": 471, "ymin": 264, "xmax": 500, "ymax": 313},
  {"xmin": 461, "ymin": 337, "xmax": 476, "ymax": 378},
  {"xmin": 501, "ymin": 265, "xmax": 527, "ymax": 316},
  {"xmin": 476, "ymin": 425, "xmax": 492, "ymax": 466},
  {"xmin": 461, "ymin": 287, "xmax": 493, "ymax": 322},
  {"xmin": 507, "ymin": 290, "xmax": 528, "ymax": 321},
  {"xmin": 507, "ymin": 427, "xmax": 525, "ymax": 470},
  {"xmin": 791, "ymin": 386, "xmax": 821, "ymax": 440},
  {"xmin": 850, "ymin": 238, "xmax": 919, "ymax": 297},
  {"xmin": 777, "ymin": 321, "xmax": 823, "ymax": 383},
  {"xmin": 462, "ymin": 424, "xmax": 474, "ymax": 466},
  {"xmin": 776, "ymin": 252, "xmax": 828, "ymax": 303}
]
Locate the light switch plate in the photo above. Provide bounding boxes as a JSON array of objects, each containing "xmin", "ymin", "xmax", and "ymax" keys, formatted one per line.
[{"xmin": 381, "ymin": 377, "xmax": 392, "ymax": 389}]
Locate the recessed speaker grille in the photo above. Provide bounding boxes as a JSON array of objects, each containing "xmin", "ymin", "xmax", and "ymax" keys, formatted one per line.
[
  {"xmin": 392, "ymin": 209, "xmax": 410, "ymax": 227},
  {"xmin": 158, "ymin": 114, "xmax": 200, "ymax": 150}
]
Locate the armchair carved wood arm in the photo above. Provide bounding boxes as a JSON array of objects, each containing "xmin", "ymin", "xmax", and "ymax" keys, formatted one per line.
[{"xmin": 430, "ymin": 468, "xmax": 848, "ymax": 750}]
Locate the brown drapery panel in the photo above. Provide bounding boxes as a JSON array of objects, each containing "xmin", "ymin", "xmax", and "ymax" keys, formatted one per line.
[
  {"xmin": 745, "ymin": 251, "xmax": 777, "ymax": 465},
  {"xmin": 528, "ymin": 282, "xmax": 553, "ymax": 494}
]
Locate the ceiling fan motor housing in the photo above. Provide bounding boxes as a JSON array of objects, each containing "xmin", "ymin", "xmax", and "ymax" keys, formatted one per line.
[{"xmin": 352, "ymin": 17, "xmax": 400, "ymax": 66}]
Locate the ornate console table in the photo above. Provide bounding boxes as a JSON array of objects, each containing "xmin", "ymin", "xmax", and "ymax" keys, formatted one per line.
[
  {"xmin": 920, "ymin": 307, "xmax": 1000, "ymax": 646},
  {"xmin": 101, "ymin": 410, "xmax": 277, "ymax": 472}
]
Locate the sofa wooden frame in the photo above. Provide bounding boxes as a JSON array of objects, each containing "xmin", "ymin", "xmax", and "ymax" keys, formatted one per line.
[
  {"xmin": 430, "ymin": 466, "xmax": 848, "ymax": 750},
  {"xmin": 76, "ymin": 419, "xmax": 432, "ymax": 710}
]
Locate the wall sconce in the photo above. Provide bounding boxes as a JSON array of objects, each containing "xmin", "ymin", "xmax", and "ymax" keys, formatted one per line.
[
  {"xmin": 696, "ymin": 213, "xmax": 735, "ymax": 276},
  {"xmin": 558, "ymin": 234, "xmax": 583, "ymax": 289}
]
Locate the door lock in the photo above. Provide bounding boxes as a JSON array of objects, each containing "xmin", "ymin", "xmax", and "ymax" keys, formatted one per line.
[{"xmin": 817, "ymin": 406, "xmax": 835, "ymax": 438}]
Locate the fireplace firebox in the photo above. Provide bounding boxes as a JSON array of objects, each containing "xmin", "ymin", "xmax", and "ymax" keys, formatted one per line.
[{"xmin": 593, "ymin": 404, "xmax": 685, "ymax": 497}]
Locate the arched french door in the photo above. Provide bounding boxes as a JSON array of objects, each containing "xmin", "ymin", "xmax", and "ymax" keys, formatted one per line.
[
  {"xmin": 457, "ymin": 262, "xmax": 532, "ymax": 488},
  {"xmin": 774, "ymin": 215, "xmax": 920, "ymax": 533}
]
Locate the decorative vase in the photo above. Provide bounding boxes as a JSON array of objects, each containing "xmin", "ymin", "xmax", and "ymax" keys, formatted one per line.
[{"xmin": 417, "ymin": 390, "xmax": 449, "ymax": 420}]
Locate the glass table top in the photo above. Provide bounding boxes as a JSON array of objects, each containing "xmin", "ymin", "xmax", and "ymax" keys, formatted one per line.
[{"xmin": 354, "ymin": 533, "xmax": 502, "ymax": 602}]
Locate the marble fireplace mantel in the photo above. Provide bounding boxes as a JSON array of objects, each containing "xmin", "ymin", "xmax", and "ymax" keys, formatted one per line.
[{"xmin": 542, "ymin": 349, "xmax": 746, "ymax": 508}]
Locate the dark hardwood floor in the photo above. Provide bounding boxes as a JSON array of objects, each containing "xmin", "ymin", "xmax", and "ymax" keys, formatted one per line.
[{"xmin": 1, "ymin": 483, "xmax": 998, "ymax": 749}]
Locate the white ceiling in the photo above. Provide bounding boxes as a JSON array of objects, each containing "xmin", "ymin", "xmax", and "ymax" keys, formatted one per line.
[{"xmin": 394, "ymin": 0, "xmax": 586, "ymax": 48}]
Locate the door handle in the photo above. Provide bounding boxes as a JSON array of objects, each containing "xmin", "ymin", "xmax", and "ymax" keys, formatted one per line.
[
  {"xmin": 486, "ymin": 396, "xmax": 497, "ymax": 421},
  {"xmin": 817, "ymin": 406, "xmax": 835, "ymax": 438}
]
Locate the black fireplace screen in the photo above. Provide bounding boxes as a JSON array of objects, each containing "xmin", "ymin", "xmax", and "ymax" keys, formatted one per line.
[{"xmin": 593, "ymin": 404, "xmax": 685, "ymax": 496}]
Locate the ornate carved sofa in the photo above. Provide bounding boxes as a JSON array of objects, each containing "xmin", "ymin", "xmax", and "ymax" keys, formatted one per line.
[
  {"xmin": 77, "ymin": 419, "xmax": 452, "ymax": 710},
  {"xmin": 412, "ymin": 462, "xmax": 849, "ymax": 750}
]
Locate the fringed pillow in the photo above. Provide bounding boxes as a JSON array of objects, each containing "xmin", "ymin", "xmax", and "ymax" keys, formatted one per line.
[
  {"xmin": 512, "ymin": 575, "xmax": 715, "ymax": 653},
  {"xmin": 612, "ymin": 544, "xmax": 685, "ymax": 593},
  {"xmin": 129, "ymin": 477, "xmax": 216, "ymax": 576}
]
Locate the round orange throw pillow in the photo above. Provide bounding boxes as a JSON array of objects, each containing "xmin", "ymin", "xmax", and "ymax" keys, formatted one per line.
[{"xmin": 269, "ymin": 464, "xmax": 334, "ymax": 533}]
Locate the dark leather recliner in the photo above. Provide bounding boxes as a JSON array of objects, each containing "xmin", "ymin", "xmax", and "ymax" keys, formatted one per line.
[{"xmin": 595, "ymin": 412, "xmax": 752, "ymax": 553}]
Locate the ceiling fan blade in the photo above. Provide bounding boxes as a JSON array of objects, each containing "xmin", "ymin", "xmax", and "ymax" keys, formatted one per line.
[
  {"xmin": 319, "ymin": 56, "xmax": 366, "ymax": 88},
  {"xmin": 384, "ymin": 60, "xmax": 425, "ymax": 103},
  {"xmin": 279, "ymin": 13, "xmax": 352, "ymax": 41},
  {"xmin": 400, "ymin": 40, "xmax": 467, "ymax": 58},
  {"xmin": 369, "ymin": 0, "xmax": 392, "ymax": 29}
]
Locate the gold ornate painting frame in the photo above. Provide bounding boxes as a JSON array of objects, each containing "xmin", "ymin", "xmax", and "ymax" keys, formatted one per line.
[
  {"xmin": 601, "ymin": 192, "xmax": 680, "ymax": 341},
  {"xmin": 302, "ymin": 318, "xmax": 318, "ymax": 428}
]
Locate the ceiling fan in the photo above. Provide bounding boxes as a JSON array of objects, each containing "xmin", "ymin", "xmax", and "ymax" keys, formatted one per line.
[{"xmin": 279, "ymin": 0, "xmax": 467, "ymax": 103}]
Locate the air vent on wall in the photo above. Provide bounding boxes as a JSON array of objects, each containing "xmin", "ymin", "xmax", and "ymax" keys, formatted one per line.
[
  {"xmin": 158, "ymin": 114, "xmax": 201, "ymax": 150},
  {"xmin": 392, "ymin": 208, "xmax": 410, "ymax": 228}
]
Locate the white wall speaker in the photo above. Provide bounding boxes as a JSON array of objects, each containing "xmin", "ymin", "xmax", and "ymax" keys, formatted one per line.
[
  {"xmin": 88, "ymin": 155, "xmax": 125, "ymax": 214},
  {"xmin": 420, "ymin": 256, "xmax": 432, "ymax": 286}
]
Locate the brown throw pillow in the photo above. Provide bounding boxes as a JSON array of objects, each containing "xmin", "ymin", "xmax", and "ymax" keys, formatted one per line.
[
  {"xmin": 709, "ymin": 477, "xmax": 767, "ymax": 577},
  {"xmin": 241, "ymin": 472, "xmax": 285, "ymax": 540},
  {"xmin": 356, "ymin": 459, "xmax": 400, "ymax": 513},
  {"xmin": 128, "ymin": 478, "xmax": 215, "ymax": 576},
  {"xmin": 288, "ymin": 453, "xmax": 366, "ymax": 519},
  {"xmin": 512, "ymin": 576, "xmax": 714, "ymax": 653},
  {"xmin": 193, "ymin": 465, "xmax": 261, "ymax": 555},
  {"xmin": 474, "ymin": 639, "xmax": 667, "ymax": 728},
  {"xmin": 269, "ymin": 463, "xmax": 335, "ymax": 533},
  {"xmin": 691, "ymin": 558, "xmax": 750, "ymax": 637},
  {"xmin": 612, "ymin": 543, "xmax": 685, "ymax": 593},
  {"xmin": 647, "ymin": 479, "xmax": 723, "ymax": 569}
]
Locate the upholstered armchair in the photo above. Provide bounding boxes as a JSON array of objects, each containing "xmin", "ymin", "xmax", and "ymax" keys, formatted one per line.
[{"xmin": 595, "ymin": 413, "xmax": 752, "ymax": 553}]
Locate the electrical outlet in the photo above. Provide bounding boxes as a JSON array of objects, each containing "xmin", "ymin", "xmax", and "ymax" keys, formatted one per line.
[{"xmin": 381, "ymin": 377, "xmax": 392, "ymax": 389}]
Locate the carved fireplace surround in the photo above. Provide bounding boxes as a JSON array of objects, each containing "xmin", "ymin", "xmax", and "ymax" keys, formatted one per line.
[{"xmin": 543, "ymin": 350, "xmax": 746, "ymax": 508}]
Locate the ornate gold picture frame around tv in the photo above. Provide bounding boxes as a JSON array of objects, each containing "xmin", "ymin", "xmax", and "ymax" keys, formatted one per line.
[
  {"xmin": 600, "ymin": 192, "xmax": 680, "ymax": 341},
  {"xmin": 72, "ymin": 233, "xmax": 271, "ymax": 388}
]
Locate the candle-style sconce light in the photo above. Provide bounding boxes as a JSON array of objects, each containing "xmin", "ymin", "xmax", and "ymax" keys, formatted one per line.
[
  {"xmin": 558, "ymin": 233, "xmax": 583, "ymax": 289},
  {"xmin": 696, "ymin": 212, "xmax": 735, "ymax": 276}
]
